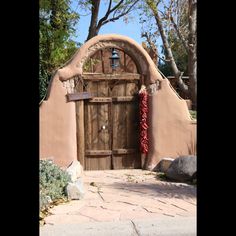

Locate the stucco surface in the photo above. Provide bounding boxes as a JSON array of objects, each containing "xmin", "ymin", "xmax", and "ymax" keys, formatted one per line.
[
  {"xmin": 40, "ymin": 75, "xmax": 77, "ymax": 167},
  {"xmin": 39, "ymin": 34, "xmax": 196, "ymax": 170},
  {"xmin": 147, "ymin": 79, "xmax": 196, "ymax": 169}
]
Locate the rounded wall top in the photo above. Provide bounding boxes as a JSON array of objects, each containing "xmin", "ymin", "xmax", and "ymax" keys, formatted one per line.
[{"xmin": 57, "ymin": 34, "xmax": 163, "ymax": 83}]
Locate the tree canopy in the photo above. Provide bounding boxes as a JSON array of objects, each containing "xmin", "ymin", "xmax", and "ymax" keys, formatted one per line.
[{"xmin": 39, "ymin": 0, "xmax": 80, "ymax": 102}]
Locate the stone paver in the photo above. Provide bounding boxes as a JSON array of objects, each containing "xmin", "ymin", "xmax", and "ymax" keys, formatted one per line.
[{"xmin": 41, "ymin": 169, "xmax": 196, "ymax": 235}]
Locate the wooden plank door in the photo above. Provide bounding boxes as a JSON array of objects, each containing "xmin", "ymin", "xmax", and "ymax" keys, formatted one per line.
[
  {"xmin": 84, "ymin": 80, "xmax": 112, "ymax": 170},
  {"xmin": 80, "ymin": 48, "xmax": 141, "ymax": 170},
  {"xmin": 82, "ymin": 77, "xmax": 141, "ymax": 170},
  {"xmin": 111, "ymin": 80, "xmax": 140, "ymax": 169}
]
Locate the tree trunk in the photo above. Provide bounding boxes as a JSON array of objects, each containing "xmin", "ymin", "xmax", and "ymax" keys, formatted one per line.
[
  {"xmin": 152, "ymin": 7, "xmax": 188, "ymax": 94},
  {"xmin": 188, "ymin": 0, "xmax": 197, "ymax": 109},
  {"xmin": 86, "ymin": 0, "xmax": 101, "ymax": 41}
]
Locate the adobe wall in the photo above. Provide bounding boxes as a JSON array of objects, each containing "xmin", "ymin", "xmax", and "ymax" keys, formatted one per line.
[
  {"xmin": 147, "ymin": 79, "xmax": 196, "ymax": 169},
  {"xmin": 39, "ymin": 74, "xmax": 77, "ymax": 168},
  {"xmin": 39, "ymin": 34, "xmax": 196, "ymax": 170}
]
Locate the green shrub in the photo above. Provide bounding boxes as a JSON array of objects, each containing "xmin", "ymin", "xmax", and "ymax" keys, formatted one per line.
[{"xmin": 40, "ymin": 160, "xmax": 71, "ymax": 210}]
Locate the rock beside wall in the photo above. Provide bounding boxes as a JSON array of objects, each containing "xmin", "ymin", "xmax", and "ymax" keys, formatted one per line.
[
  {"xmin": 166, "ymin": 155, "xmax": 196, "ymax": 182},
  {"xmin": 66, "ymin": 178, "xmax": 85, "ymax": 200},
  {"xmin": 66, "ymin": 160, "xmax": 85, "ymax": 200},
  {"xmin": 66, "ymin": 160, "xmax": 83, "ymax": 182},
  {"xmin": 153, "ymin": 158, "xmax": 174, "ymax": 173}
]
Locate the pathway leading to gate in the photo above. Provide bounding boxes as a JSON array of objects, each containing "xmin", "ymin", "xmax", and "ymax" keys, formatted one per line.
[{"xmin": 40, "ymin": 169, "xmax": 196, "ymax": 235}]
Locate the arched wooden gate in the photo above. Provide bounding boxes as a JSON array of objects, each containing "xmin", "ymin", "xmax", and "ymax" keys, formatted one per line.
[{"xmin": 75, "ymin": 48, "xmax": 142, "ymax": 170}]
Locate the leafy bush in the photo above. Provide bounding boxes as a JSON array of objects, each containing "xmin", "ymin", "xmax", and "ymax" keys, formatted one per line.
[{"xmin": 40, "ymin": 160, "xmax": 71, "ymax": 210}]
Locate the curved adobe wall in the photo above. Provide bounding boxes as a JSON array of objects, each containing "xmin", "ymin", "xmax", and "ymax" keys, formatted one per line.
[{"xmin": 40, "ymin": 34, "xmax": 196, "ymax": 169}]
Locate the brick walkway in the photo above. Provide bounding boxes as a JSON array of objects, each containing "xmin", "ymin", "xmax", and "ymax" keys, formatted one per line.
[{"xmin": 43, "ymin": 169, "xmax": 196, "ymax": 225}]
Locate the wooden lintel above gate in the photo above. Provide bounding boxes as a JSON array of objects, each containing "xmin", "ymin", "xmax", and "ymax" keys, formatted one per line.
[
  {"xmin": 82, "ymin": 73, "xmax": 141, "ymax": 81},
  {"xmin": 67, "ymin": 92, "xmax": 94, "ymax": 102}
]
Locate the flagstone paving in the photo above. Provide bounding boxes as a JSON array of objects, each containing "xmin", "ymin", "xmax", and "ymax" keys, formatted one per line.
[{"xmin": 43, "ymin": 169, "xmax": 196, "ymax": 226}]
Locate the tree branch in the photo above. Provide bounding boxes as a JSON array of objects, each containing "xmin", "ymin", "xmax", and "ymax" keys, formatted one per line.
[
  {"xmin": 170, "ymin": 14, "xmax": 189, "ymax": 52},
  {"xmin": 109, "ymin": 0, "xmax": 125, "ymax": 14},
  {"xmin": 97, "ymin": 0, "xmax": 124, "ymax": 30},
  {"xmin": 146, "ymin": 0, "xmax": 188, "ymax": 93},
  {"xmin": 142, "ymin": 32, "xmax": 171, "ymax": 63},
  {"xmin": 97, "ymin": 0, "xmax": 113, "ymax": 27},
  {"xmin": 99, "ymin": 0, "xmax": 139, "ymax": 28},
  {"xmin": 86, "ymin": 0, "xmax": 101, "ymax": 41}
]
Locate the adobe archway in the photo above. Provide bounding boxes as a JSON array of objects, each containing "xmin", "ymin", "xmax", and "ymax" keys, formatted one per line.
[{"xmin": 40, "ymin": 34, "xmax": 196, "ymax": 170}]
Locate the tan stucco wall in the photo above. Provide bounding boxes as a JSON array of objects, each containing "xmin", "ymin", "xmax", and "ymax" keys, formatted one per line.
[
  {"xmin": 40, "ymin": 74, "xmax": 77, "ymax": 167},
  {"xmin": 39, "ymin": 34, "xmax": 196, "ymax": 170},
  {"xmin": 147, "ymin": 79, "xmax": 196, "ymax": 169}
]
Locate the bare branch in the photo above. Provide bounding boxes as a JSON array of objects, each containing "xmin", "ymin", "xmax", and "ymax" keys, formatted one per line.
[
  {"xmin": 97, "ymin": 0, "xmax": 115, "ymax": 28},
  {"xmin": 87, "ymin": 0, "xmax": 139, "ymax": 40},
  {"xmin": 106, "ymin": 0, "xmax": 113, "ymax": 16},
  {"xmin": 109, "ymin": 0, "xmax": 125, "ymax": 14},
  {"xmin": 156, "ymin": 0, "xmax": 161, "ymax": 7},
  {"xmin": 100, "ymin": 0, "xmax": 139, "ymax": 27},
  {"xmin": 158, "ymin": 9, "xmax": 166, "ymax": 18}
]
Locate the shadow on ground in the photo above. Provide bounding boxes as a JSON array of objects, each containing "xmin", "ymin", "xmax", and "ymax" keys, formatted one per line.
[{"xmin": 104, "ymin": 180, "xmax": 196, "ymax": 200}]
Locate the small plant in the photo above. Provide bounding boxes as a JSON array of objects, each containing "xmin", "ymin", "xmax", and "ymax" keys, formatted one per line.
[
  {"xmin": 156, "ymin": 172, "xmax": 168, "ymax": 181},
  {"xmin": 189, "ymin": 110, "xmax": 197, "ymax": 120},
  {"xmin": 40, "ymin": 160, "xmax": 71, "ymax": 211}
]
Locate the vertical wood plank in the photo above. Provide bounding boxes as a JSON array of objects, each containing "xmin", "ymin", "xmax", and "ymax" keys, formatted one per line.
[
  {"xmin": 101, "ymin": 50, "xmax": 105, "ymax": 74},
  {"xmin": 97, "ymin": 81, "xmax": 110, "ymax": 170},
  {"xmin": 76, "ymin": 80, "xmax": 85, "ymax": 168},
  {"xmin": 84, "ymin": 80, "xmax": 111, "ymax": 170},
  {"xmin": 124, "ymin": 51, "xmax": 127, "ymax": 72},
  {"xmin": 125, "ymin": 54, "xmax": 138, "ymax": 73},
  {"xmin": 90, "ymin": 82, "xmax": 99, "ymax": 170},
  {"xmin": 127, "ymin": 81, "xmax": 141, "ymax": 168},
  {"xmin": 112, "ymin": 82, "xmax": 127, "ymax": 169}
]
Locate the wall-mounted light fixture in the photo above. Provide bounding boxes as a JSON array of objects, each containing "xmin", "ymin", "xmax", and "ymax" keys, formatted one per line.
[{"xmin": 109, "ymin": 48, "xmax": 120, "ymax": 70}]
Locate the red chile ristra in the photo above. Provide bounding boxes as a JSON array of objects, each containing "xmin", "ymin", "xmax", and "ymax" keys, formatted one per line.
[{"xmin": 139, "ymin": 85, "xmax": 148, "ymax": 154}]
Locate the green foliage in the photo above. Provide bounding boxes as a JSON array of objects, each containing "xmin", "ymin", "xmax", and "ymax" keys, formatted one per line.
[
  {"xmin": 39, "ymin": 0, "xmax": 80, "ymax": 102},
  {"xmin": 156, "ymin": 172, "xmax": 168, "ymax": 181},
  {"xmin": 39, "ymin": 159, "xmax": 71, "ymax": 210},
  {"xmin": 189, "ymin": 110, "xmax": 197, "ymax": 119},
  {"xmin": 168, "ymin": 30, "xmax": 188, "ymax": 73},
  {"xmin": 158, "ymin": 41, "xmax": 188, "ymax": 76}
]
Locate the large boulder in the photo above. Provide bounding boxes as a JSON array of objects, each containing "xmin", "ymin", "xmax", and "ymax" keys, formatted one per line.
[
  {"xmin": 66, "ymin": 160, "xmax": 83, "ymax": 182},
  {"xmin": 153, "ymin": 158, "xmax": 174, "ymax": 173},
  {"xmin": 166, "ymin": 155, "xmax": 197, "ymax": 182},
  {"xmin": 66, "ymin": 178, "xmax": 85, "ymax": 200}
]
